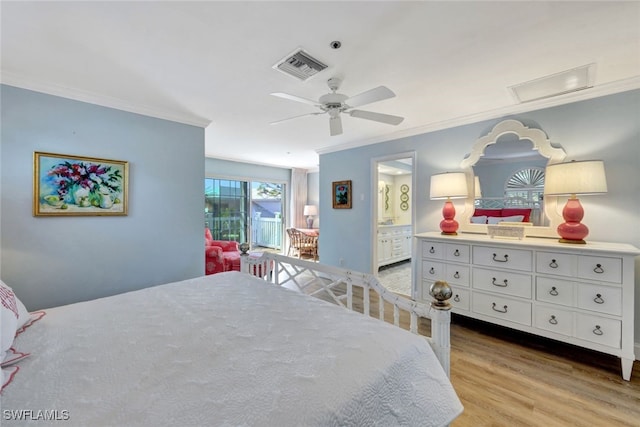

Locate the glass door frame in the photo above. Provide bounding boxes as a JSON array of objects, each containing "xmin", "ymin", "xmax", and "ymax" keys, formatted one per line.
[{"xmin": 205, "ymin": 175, "xmax": 287, "ymax": 253}]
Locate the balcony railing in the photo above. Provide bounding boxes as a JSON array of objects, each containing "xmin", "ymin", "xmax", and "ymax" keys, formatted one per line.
[
  {"xmin": 252, "ymin": 217, "xmax": 282, "ymax": 250},
  {"xmin": 205, "ymin": 214, "xmax": 282, "ymax": 250}
]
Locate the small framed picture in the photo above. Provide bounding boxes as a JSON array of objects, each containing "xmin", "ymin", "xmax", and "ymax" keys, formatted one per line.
[
  {"xmin": 332, "ymin": 180, "xmax": 352, "ymax": 209},
  {"xmin": 33, "ymin": 151, "xmax": 129, "ymax": 216}
]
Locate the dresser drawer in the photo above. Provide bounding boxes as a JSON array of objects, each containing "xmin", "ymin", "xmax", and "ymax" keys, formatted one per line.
[
  {"xmin": 444, "ymin": 243, "xmax": 470, "ymax": 263},
  {"xmin": 534, "ymin": 305, "xmax": 573, "ymax": 336},
  {"xmin": 422, "ymin": 261, "xmax": 444, "ymax": 281},
  {"xmin": 472, "ymin": 292, "xmax": 531, "ymax": 326},
  {"xmin": 445, "ymin": 264, "xmax": 470, "ymax": 287},
  {"xmin": 575, "ymin": 313, "xmax": 621, "ymax": 349},
  {"xmin": 536, "ymin": 251, "xmax": 577, "ymax": 277},
  {"xmin": 577, "ymin": 284, "xmax": 622, "ymax": 316},
  {"xmin": 578, "ymin": 255, "xmax": 622, "ymax": 284},
  {"xmin": 450, "ymin": 286, "xmax": 470, "ymax": 311},
  {"xmin": 472, "ymin": 268, "xmax": 532, "ymax": 299},
  {"xmin": 473, "ymin": 246, "xmax": 533, "ymax": 271},
  {"xmin": 422, "ymin": 241, "xmax": 444, "ymax": 260},
  {"xmin": 536, "ymin": 277, "xmax": 575, "ymax": 307}
]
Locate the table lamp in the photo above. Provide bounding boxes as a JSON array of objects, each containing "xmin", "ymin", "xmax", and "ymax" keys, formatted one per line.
[
  {"xmin": 430, "ymin": 172, "xmax": 468, "ymax": 235},
  {"xmin": 303, "ymin": 205, "xmax": 318, "ymax": 229},
  {"xmin": 544, "ymin": 160, "xmax": 607, "ymax": 244}
]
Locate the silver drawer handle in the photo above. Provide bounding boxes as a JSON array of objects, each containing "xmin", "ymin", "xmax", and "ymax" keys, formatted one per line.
[
  {"xmin": 549, "ymin": 259, "xmax": 558, "ymax": 268},
  {"xmin": 492, "ymin": 253, "xmax": 509, "ymax": 262},
  {"xmin": 453, "ymin": 271, "xmax": 460, "ymax": 279},
  {"xmin": 549, "ymin": 286, "xmax": 559, "ymax": 296},
  {"xmin": 549, "ymin": 315, "xmax": 558, "ymax": 325},
  {"xmin": 453, "ymin": 249, "xmax": 460, "ymax": 257},
  {"xmin": 492, "ymin": 278, "xmax": 508, "ymax": 287},
  {"xmin": 429, "ymin": 267, "xmax": 435, "ymax": 275},
  {"xmin": 593, "ymin": 294, "xmax": 605, "ymax": 304},
  {"xmin": 429, "ymin": 246, "xmax": 435, "ymax": 254},
  {"xmin": 454, "ymin": 294, "xmax": 460, "ymax": 302},
  {"xmin": 593, "ymin": 264, "xmax": 605, "ymax": 274},
  {"xmin": 593, "ymin": 325, "xmax": 603, "ymax": 336},
  {"xmin": 492, "ymin": 303, "xmax": 508, "ymax": 313}
]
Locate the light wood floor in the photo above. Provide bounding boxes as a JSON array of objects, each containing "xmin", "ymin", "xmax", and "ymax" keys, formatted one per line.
[{"xmin": 311, "ymin": 284, "xmax": 640, "ymax": 426}]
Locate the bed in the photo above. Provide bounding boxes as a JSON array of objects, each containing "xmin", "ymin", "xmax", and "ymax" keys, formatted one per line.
[{"xmin": 1, "ymin": 254, "xmax": 462, "ymax": 426}]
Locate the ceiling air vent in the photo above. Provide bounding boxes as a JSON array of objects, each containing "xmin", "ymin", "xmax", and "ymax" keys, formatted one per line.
[
  {"xmin": 273, "ymin": 48, "xmax": 328, "ymax": 81},
  {"xmin": 509, "ymin": 63, "xmax": 596, "ymax": 103}
]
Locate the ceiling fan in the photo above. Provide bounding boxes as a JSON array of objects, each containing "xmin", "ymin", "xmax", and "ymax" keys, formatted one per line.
[{"xmin": 270, "ymin": 77, "xmax": 404, "ymax": 136}]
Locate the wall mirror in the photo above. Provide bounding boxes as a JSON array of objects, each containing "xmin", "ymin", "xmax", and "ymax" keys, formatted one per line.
[{"xmin": 459, "ymin": 119, "xmax": 566, "ymax": 238}]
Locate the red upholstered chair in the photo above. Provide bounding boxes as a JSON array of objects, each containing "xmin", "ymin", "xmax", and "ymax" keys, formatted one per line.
[{"xmin": 205, "ymin": 228, "xmax": 241, "ymax": 275}]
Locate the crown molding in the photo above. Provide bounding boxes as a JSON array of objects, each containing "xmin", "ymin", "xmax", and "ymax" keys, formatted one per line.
[
  {"xmin": 0, "ymin": 72, "xmax": 212, "ymax": 128},
  {"xmin": 317, "ymin": 76, "xmax": 640, "ymax": 155}
]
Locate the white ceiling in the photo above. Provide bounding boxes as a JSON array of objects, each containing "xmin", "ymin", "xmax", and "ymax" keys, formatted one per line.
[{"xmin": 2, "ymin": 1, "xmax": 639, "ymax": 170}]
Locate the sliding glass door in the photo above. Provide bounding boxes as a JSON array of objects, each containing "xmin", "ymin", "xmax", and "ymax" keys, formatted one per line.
[{"xmin": 205, "ymin": 178, "xmax": 285, "ymax": 251}]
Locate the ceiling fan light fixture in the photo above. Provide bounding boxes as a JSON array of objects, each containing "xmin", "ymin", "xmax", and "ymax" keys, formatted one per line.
[
  {"xmin": 509, "ymin": 63, "xmax": 595, "ymax": 103},
  {"xmin": 270, "ymin": 77, "xmax": 404, "ymax": 136}
]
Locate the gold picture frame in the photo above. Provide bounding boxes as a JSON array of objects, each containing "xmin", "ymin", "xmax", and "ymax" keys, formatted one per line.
[
  {"xmin": 33, "ymin": 152, "xmax": 129, "ymax": 216},
  {"xmin": 332, "ymin": 180, "xmax": 352, "ymax": 209}
]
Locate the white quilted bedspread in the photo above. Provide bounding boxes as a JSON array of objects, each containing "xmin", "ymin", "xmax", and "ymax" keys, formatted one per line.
[{"xmin": 3, "ymin": 272, "xmax": 462, "ymax": 426}]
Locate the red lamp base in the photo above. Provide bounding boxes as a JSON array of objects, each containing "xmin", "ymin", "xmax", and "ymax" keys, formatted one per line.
[
  {"xmin": 557, "ymin": 197, "xmax": 588, "ymax": 244},
  {"xmin": 439, "ymin": 199, "xmax": 459, "ymax": 235}
]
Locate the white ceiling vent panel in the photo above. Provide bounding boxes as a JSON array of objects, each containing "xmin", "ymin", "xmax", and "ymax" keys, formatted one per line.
[
  {"xmin": 509, "ymin": 64, "xmax": 596, "ymax": 103},
  {"xmin": 273, "ymin": 48, "xmax": 328, "ymax": 81}
]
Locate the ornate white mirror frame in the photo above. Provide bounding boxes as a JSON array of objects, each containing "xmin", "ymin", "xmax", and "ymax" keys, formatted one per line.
[{"xmin": 459, "ymin": 119, "xmax": 567, "ymax": 238}]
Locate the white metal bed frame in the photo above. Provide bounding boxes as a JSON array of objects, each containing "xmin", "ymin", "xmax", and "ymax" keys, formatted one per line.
[{"xmin": 241, "ymin": 252, "xmax": 453, "ymax": 376}]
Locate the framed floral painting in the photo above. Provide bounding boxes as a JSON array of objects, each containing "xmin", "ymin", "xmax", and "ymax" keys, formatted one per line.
[
  {"xmin": 33, "ymin": 152, "xmax": 129, "ymax": 216},
  {"xmin": 332, "ymin": 180, "xmax": 352, "ymax": 209}
]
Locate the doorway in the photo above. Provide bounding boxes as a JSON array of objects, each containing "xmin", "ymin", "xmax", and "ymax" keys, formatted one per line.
[
  {"xmin": 204, "ymin": 178, "xmax": 285, "ymax": 251},
  {"xmin": 372, "ymin": 153, "xmax": 415, "ymax": 277}
]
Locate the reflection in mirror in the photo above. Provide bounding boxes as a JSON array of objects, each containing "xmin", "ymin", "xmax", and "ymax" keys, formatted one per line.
[
  {"xmin": 460, "ymin": 120, "xmax": 567, "ymax": 238},
  {"xmin": 472, "ymin": 134, "xmax": 549, "ymax": 225}
]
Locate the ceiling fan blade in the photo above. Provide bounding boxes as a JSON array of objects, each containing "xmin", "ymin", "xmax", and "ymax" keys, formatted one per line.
[
  {"xmin": 329, "ymin": 115, "xmax": 343, "ymax": 136},
  {"xmin": 349, "ymin": 109, "xmax": 404, "ymax": 125},
  {"xmin": 270, "ymin": 92, "xmax": 320, "ymax": 107},
  {"xmin": 270, "ymin": 112, "xmax": 324, "ymax": 125},
  {"xmin": 345, "ymin": 86, "xmax": 395, "ymax": 108}
]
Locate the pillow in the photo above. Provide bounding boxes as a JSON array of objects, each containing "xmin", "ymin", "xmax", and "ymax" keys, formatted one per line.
[
  {"xmin": 501, "ymin": 208, "xmax": 532, "ymax": 222},
  {"xmin": 1, "ymin": 285, "xmax": 19, "ymax": 363},
  {"xmin": 471, "ymin": 215, "xmax": 487, "ymax": 224},
  {"xmin": 473, "ymin": 209, "xmax": 501, "ymax": 217},
  {"xmin": 0, "ymin": 280, "xmax": 29, "ymax": 330},
  {"xmin": 487, "ymin": 215, "xmax": 525, "ymax": 224},
  {"xmin": 500, "ymin": 215, "xmax": 526, "ymax": 223},
  {"xmin": 0, "ymin": 281, "xmax": 30, "ymax": 363}
]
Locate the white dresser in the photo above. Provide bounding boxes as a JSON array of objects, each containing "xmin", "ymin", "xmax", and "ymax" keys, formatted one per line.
[
  {"xmin": 414, "ymin": 231, "xmax": 640, "ymax": 380},
  {"xmin": 378, "ymin": 225, "xmax": 412, "ymax": 268}
]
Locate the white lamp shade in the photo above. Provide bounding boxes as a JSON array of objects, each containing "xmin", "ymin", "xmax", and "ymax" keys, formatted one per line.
[
  {"xmin": 430, "ymin": 172, "xmax": 468, "ymax": 200},
  {"xmin": 303, "ymin": 205, "xmax": 318, "ymax": 216},
  {"xmin": 544, "ymin": 160, "xmax": 608, "ymax": 196}
]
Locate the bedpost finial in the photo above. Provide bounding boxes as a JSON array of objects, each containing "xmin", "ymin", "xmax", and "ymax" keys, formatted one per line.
[
  {"xmin": 430, "ymin": 280, "xmax": 452, "ymax": 310},
  {"xmin": 239, "ymin": 242, "xmax": 250, "ymax": 255}
]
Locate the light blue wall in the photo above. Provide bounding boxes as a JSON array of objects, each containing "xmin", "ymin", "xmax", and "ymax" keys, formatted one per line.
[
  {"xmin": 1, "ymin": 85, "xmax": 205, "ymax": 310},
  {"xmin": 319, "ymin": 90, "xmax": 640, "ymax": 273},
  {"xmin": 205, "ymin": 157, "xmax": 290, "ymax": 183},
  {"xmin": 204, "ymin": 157, "xmax": 292, "ymax": 226}
]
